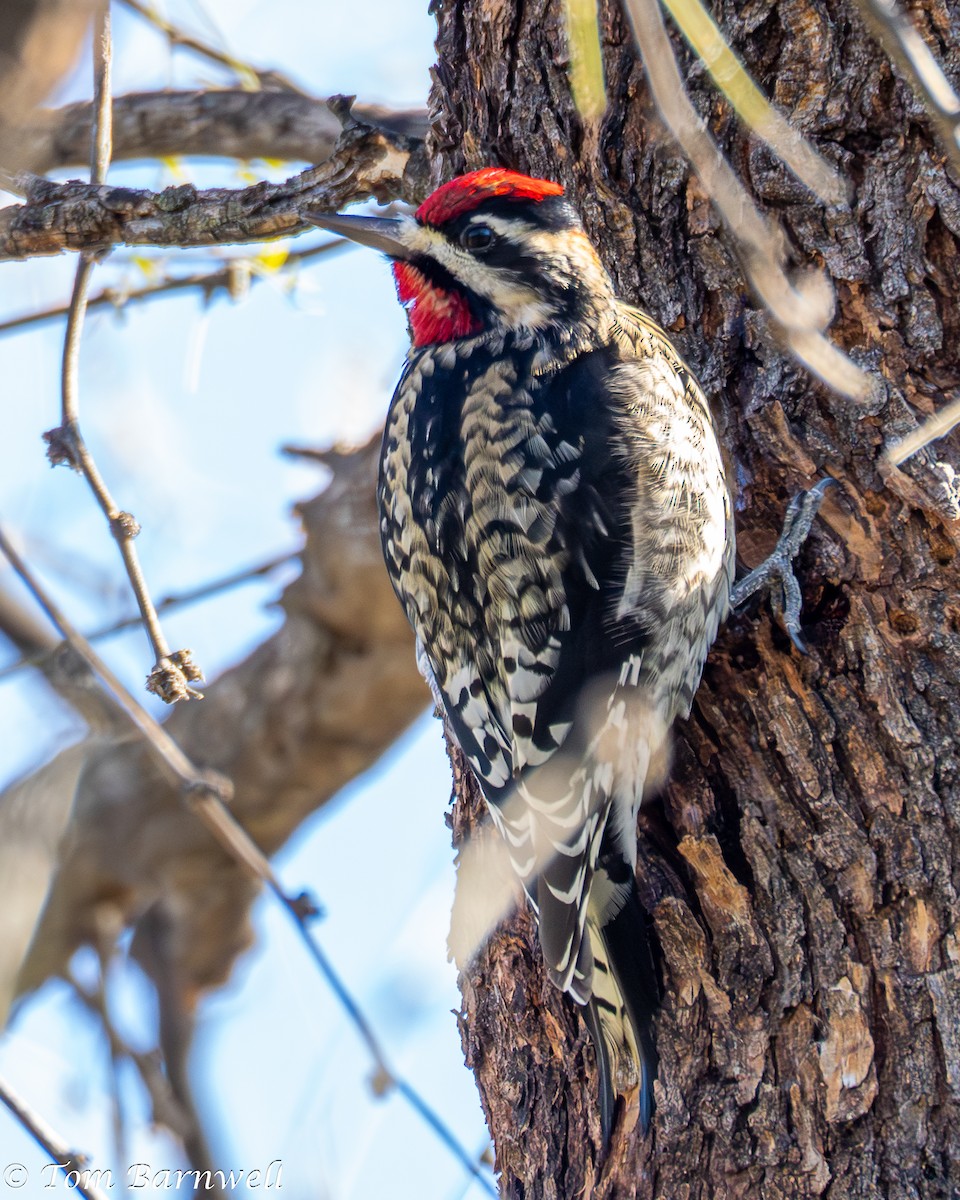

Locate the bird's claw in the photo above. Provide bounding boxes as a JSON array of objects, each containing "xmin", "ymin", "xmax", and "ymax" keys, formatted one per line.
[{"xmin": 730, "ymin": 477, "xmax": 837, "ymax": 653}]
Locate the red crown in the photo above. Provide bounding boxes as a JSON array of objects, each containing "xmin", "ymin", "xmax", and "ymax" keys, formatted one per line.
[{"xmin": 417, "ymin": 168, "xmax": 564, "ymax": 227}]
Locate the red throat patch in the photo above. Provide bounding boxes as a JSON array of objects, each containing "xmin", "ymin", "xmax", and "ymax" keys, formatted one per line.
[
  {"xmin": 416, "ymin": 168, "xmax": 564, "ymax": 227},
  {"xmin": 393, "ymin": 261, "xmax": 483, "ymax": 347}
]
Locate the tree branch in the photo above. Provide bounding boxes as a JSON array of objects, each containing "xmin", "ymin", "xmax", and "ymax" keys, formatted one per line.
[
  {"xmin": 0, "ymin": 236, "xmax": 347, "ymax": 339},
  {"xmin": 0, "ymin": 1074, "xmax": 108, "ymax": 1200},
  {"xmin": 0, "ymin": 123, "xmax": 417, "ymax": 262},
  {"xmin": 20, "ymin": 90, "xmax": 429, "ymax": 175},
  {"xmin": 117, "ymin": 0, "xmax": 308, "ymax": 95}
]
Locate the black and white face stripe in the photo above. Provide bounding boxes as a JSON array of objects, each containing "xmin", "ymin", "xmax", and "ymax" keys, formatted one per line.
[{"xmin": 395, "ymin": 199, "xmax": 617, "ymax": 339}]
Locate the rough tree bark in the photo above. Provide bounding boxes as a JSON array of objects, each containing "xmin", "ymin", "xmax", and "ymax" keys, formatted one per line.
[{"xmin": 428, "ymin": 0, "xmax": 960, "ymax": 1196}]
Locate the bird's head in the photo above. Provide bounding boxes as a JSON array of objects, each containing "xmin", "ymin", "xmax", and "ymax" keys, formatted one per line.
[{"xmin": 311, "ymin": 168, "xmax": 617, "ymax": 349}]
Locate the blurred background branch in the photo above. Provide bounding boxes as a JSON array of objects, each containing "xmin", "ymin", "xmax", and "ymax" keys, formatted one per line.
[
  {"xmin": 0, "ymin": 1073, "xmax": 109, "ymax": 1200},
  {"xmin": 0, "ymin": 237, "xmax": 348, "ymax": 339},
  {"xmin": 0, "ymin": 0, "xmax": 98, "ymax": 172},
  {"xmin": 20, "ymin": 90, "xmax": 428, "ymax": 174},
  {"xmin": 857, "ymin": 0, "xmax": 960, "ymax": 179},
  {"xmin": 622, "ymin": 0, "xmax": 869, "ymax": 399},
  {"xmin": 116, "ymin": 0, "xmax": 307, "ymax": 93}
]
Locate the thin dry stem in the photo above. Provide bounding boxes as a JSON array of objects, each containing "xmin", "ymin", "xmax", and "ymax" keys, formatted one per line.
[
  {"xmin": 0, "ymin": 1074, "xmax": 109, "ymax": 1200},
  {"xmin": 117, "ymin": 0, "xmax": 306, "ymax": 95},
  {"xmin": 886, "ymin": 394, "xmax": 960, "ymax": 465},
  {"xmin": 53, "ymin": 9, "xmax": 200, "ymax": 702},
  {"xmin": 857, "ymin": 0, "xmax": 960, "ymax": 179},
  {"xmin": 91, "ymin": 4, "xmax": 112, "ymax": 185}
]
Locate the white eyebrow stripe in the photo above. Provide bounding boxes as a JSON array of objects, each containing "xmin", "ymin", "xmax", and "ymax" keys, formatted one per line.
[{"xmin": 475, "ymin": 214, "xmax": 537, "ymax": 237}]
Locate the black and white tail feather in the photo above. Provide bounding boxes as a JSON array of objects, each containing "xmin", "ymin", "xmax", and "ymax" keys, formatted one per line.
[
  {"xmin": 582, "ymin": 910, "xmax": 657, "ymax": 1135},
  {"xmin": 478, "ymin": 684, "xmax": 667, "ymax": 1138},
  {"xmin": 587, "ymin": 855, "xmax": 661, "ymax": 1136}
]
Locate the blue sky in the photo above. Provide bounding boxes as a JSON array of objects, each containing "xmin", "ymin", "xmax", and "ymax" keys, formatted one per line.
[{"xmin": 0, "ymin": 2, "xmax": 497, "ymax": 1196}]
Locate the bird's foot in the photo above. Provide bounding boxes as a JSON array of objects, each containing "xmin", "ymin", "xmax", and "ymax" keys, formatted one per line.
[{"xmin": 730, "ymin": 477, "xmax": 837, "ymax": 653}]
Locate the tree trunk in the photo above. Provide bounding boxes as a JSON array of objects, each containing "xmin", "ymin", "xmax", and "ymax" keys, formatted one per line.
[{"xmin": 429, "ymin": 0, "xmax": 960, "ymax": 1195}]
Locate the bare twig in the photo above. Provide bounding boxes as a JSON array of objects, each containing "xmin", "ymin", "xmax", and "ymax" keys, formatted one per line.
[
  {"xmin": 48, "ymin": 10, "xmax": 199, "ymax": 704},
  {"xmin": 70, "ymin": 977, "xmax": 213, "ymax": 1173},
  {"xmin": 886, "ymin": 394, "xmax": 960, "ymax": 466},
  {"xmin": 621, "ymin": 0, "xmax": 868, "ymax": 399},
  {"xmin": 0, "ymin": 523, "xmax": 493, "ymax": 1195},
  {"xmin": 90, "ymin": 4, "xmax": 113, "ymax": 188},
  {"xmin": 856, "ymin": 0, "xmax": 960, "ymax": 180},
  {"xmin": 564, "ymin": 0, "xmax": 607, "ymax": 121},
  {"xmin": 56, "ymin": 261, "xmax": 199, "ymax": 701},
  {"xmin": 0, "ymin": 549, "xmax": 298, "ymax": 683},
  {"xmin": 0, "ymin": 123, "xmax": 412, "ymax": 262},
  {"xmin": 0, "ymin": 237, "xmax": 347, "ymax": 339},
  {"xmin": 0, "ymin": 1073, "xmax": 109, "ymax": 1200},
  {"xmin": 117, "ymin": 0, "xmax": 307, "ymax": 94}
]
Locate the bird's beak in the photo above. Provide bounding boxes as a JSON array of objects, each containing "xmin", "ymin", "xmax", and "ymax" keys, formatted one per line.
[{"xmin": 308, "ymin": 212, "xmax": 412, "ymax": 259}]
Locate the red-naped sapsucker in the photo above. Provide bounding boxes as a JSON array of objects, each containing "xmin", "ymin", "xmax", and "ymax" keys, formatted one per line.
[{"xmin": 313, "ymin": 169, "xmax": 736, "ymax": 1137}]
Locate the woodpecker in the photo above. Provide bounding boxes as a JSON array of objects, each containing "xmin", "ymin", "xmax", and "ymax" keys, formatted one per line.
[{"xmin": 312, "ymin": 168, "xmax": 735, "ymax": 1137}]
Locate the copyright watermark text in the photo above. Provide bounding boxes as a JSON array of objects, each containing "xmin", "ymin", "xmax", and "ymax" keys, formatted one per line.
[{"xmin": 2, "ymin": 1160, "xmax": 283, "ymax": 1191}]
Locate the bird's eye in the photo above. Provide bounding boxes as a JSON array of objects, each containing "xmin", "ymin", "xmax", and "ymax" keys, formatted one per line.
[{"xmin": 460, "ymin": 224, "xmax": 495, "ymax": 251}]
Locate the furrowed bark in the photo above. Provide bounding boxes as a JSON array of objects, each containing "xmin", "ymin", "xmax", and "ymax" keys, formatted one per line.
[{"xmin": 430, "ymin": 0, "xmax": 960, "ymax": 1196}]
